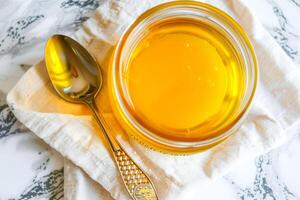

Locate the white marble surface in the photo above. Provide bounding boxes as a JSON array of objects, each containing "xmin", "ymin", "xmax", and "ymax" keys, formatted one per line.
[{"xmin": 0, "ymin": 0, "xmax": 300, "ymax": 199}]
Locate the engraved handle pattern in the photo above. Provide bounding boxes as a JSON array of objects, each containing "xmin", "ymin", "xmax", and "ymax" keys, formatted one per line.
[
  {"xmin": 114, "ymin": 149, "xmax": 158, "ymax": 200},
  {"xmin": 87, "ymin": 100, "xmax": 158, "ymax": 199}
]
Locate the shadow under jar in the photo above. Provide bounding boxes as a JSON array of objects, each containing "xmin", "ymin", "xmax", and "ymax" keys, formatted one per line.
[{"xmin": 109, "ymin": 1, "xmax": 258, "ymax": 154}]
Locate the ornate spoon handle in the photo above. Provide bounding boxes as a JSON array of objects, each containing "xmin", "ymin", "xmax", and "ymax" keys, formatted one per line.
[
  {"xmin": 114, "ymin": 148, "xmax": 158, "ymax": 200},
  {"xmin": 86, "ymin": 99, "xmax": 158, "ymax": 200}
]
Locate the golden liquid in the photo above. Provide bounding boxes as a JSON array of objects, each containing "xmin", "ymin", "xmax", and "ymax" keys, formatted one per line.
[{"xmin": 123, "ymin": 18, "xmax": 245, "ymax": 141}]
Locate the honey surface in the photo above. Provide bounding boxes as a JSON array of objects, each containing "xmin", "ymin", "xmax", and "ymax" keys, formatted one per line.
[{"xmin": 124, "ymin": 18, "xmax": 244, "ymax": 141}]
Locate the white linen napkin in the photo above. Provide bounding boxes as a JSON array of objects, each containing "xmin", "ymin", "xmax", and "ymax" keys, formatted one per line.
[{"xmin": 7, "ymin": 0, "xmax": 300, "ymax": 199}]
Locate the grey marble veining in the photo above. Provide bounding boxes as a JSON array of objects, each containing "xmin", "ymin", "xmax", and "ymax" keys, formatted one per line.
[
  {"xmin": 249, "ymin": 0, "xmax": 300, "ymax": 64},
  {"xmin": 0, "ymin": 0, "xmax": 300, "ymax": 199},
  {"xmin": 0, "ymin": 0, "xmax": 101, "ymax": 54},
  {"xmin": 227, "ymin": 154, "xmax": 297, "ymax": 200}
]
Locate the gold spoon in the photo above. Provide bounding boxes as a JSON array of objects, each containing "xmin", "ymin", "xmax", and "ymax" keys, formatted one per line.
[{"xmin": 45, "ymin": 34, "xmax": 158, "ymax": 200}]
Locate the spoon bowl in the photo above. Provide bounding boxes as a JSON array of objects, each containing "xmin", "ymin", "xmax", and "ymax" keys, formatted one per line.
[{"xmin": 45, "ymin": 35, "xmax": 101, "ymax": 103}]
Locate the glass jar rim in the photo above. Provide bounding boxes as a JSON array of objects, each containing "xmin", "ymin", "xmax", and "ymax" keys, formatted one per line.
[{"xmin": 110, "ymin": 1, "xmax": 258, "ymax": 153}]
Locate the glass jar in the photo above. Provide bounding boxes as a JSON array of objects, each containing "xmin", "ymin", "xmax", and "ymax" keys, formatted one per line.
[{"xmin": 109, "ymin": 1, "xmax": 258, "ymax": 154}]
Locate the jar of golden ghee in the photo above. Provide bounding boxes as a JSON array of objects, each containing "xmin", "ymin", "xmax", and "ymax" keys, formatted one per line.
[{"xmin": 109, "ymin": 1, "xmax": 258, "ymax": 154}]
